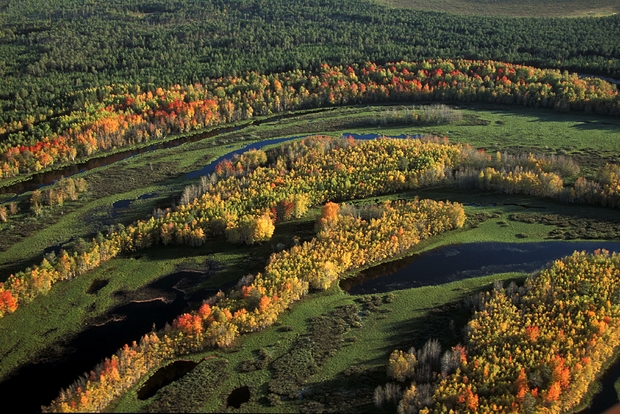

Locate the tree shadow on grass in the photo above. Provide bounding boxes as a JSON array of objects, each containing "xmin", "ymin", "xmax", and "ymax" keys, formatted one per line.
[
  {"xmin": 295, "ymin": 369, "xmax": 383, "ymax": 413},
  {"xmin": 568, "ymin": 119, "xmax": 620, "ymax": 131},
  {"xmin": 379, "ymin": 284, "xmax": 503, "ymax": 356}
]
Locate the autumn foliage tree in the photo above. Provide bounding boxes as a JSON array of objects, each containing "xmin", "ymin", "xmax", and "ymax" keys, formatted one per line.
[
  {"xmin": 393, "ymin": 250, "xmax": 620, "ymax": 413},
  {"xmin": 44, "ymin": 198, "xmax": 465, "ymax": 412},
  {"xmin": 2, "ymin": 60, "xmax": 618, "ymax": 180}
]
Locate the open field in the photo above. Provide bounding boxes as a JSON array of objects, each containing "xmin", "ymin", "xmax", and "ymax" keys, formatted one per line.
[
  {"xmin": 111, "ymin": 272, "xmax": 524, "ymax": 413},
  {"xmin": 1, "ymin": 187, "xmax": 619, "ymax": 410},
  {"xmin": 373, "ymin": 0, "xmax": 620, "ymax": 17},
  {"xmin": 2, "ymin": 0, "xmax": 620, "ymax": 410}
]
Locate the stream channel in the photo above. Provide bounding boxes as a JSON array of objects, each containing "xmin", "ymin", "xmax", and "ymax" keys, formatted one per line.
[
  {"xmin": 0, "ymin": 108, "xmax": 335, "ymax": 197},
  {"xmin": 0, "ymin": 270, "xmax": 225, "ymax": 413},
  {"xmin": 0, "ymin": 130, "xmax": 417, "ymax": 412},
  {"xmin": 341, "ymin": 241, "xmax": 620, "ymax": 412},
  {"xmin": 2, "ymin": 128, "xmax": 620, "ymax": 410},
  {"xmin": 2, "ymin": 240, "xmax": 620, "ymax": 411}
]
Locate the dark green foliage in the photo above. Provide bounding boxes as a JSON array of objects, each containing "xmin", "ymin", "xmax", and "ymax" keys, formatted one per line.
[
  {"xmin": 384, "ymin": 293, "xmax": 396, "ymax": 303},
  {"xmin": 331, "ymin": 304, "xmax": 362, "ymax": 327},
  {"xmin": 238, "ymin": 348, "xmax": 272, "ymax": 372},
  {"xmin": 466, "ymin": 212, "xmax": 493, "ymax": 228},
  {"xmin": 267, "ymin": 393, "xmax": 281, "ymax": 406},
  {"xmin": 268, "ymin": 304, "xmax": 361, "ymax": 396},
  {"xmin": 269, "ymin": 342, "xmax": 318, "ymax": 397},
  {"xmin": 2, "ymin": 0, "xmax": 620, "ymax": 143},
  {"xmin": 371, "ymin": 295, "xmax": 384, "ymax": 307},
  {"xmin": 145, "ymin": 358, "xmax": 229, "ymax": 413},
  {"xmin": 343, "ymin": 364, "xmax": 367, "ymax": 376}
]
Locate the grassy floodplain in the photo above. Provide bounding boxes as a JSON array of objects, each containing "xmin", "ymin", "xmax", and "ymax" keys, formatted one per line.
[
  {"xmin": 1, "ymin": 103, "xmax": 619, "ymax": 277},
  {"xmin": 0, "ymin": 103, "xmax": 619, "ymax": 412},
  {"xmin": 110, "ymin": 273, "xmax": 525, "ymax": 413}
]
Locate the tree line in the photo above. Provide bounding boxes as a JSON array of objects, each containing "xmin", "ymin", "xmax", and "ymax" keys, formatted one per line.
[
  {"xmin": 2, "ymin": 0, "xmax": 620, "ymax": 134},
  {"xmin": 0, "ymin": 136, "xmax": 459, "ymax": 316},
  {"xmin": 1, "ymin": 59, "xmax": 619, "ymax": 179},
  {"xmin": 0, "ymin": 133, "xmax": 616, "ymax": 411},
  {"xmin": 43, "ymin": 198, "xmax": 465, "ymax": 412},
  {"xmin": 2, "ymin": 135, "xmax": 620, "ymax": 318},
  {"xmin": 383, "ymin": 250, "xmax": 620, "ymax": 413}
]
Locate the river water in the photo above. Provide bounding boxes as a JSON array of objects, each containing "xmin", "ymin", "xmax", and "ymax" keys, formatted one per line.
[
  {"xmin": 0, "ymin": 270, "xmax": 223, "ymax": 413},
  {"xmin": 0, "ymin": 108, "xmax": 335, "ymax": 197},
  {"xmin": 3, "ymin": 126, "xmax": 620, "ymax": 410},
  {"xmin": 3, "ymin": 240, "xmax": 620, "ymax": 411},
  {"xmin": 341, "ymin": 241, "xmax": 620, "ymax": 294},
  {"xmin": 341, "ymin": 241, "xmax": 620, "ymax": 412}
]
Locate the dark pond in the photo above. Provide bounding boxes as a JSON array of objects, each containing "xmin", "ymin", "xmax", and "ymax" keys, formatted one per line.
[
  {"xmin": 111, "ymin": 192, "xmax": 159, "ymax": 214},
  {"xmin": 86, "ymin": 278, "xmax": 109, "ymax": 294},
  {"xmin": 112, "ymin": 193, "xmax": 156, "ymax": 210},
  {"xmin": 341, "ymin": 241, "xmax": 620, "ymax": 295},
  {"xmin": 0, "ymin": 270, "xmax": 220, "ymax": 413},
  {"xmin": 137, "ymin": 360, "xmax": 199, "ymax": 400},
  {"xmin": 227, "ymin": 386, "xmax": 251, "ymax": 408},
  {"xmin": 42, "ymin": 237, "xmax": 74, "ymax": 256}
]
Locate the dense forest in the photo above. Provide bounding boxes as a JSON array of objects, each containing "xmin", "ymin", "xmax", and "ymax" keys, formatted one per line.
[
  {"xmin": 3, "ymin": 133, "xmax": 620, "ymax": 318},
  {"xmin": 1, "ymin": 0, "xmax": 620, "ymax": 140},
  {"xmin": 0, "ymin": 133, "xmax": 614, "ymax": 411},
  {"xmin": 0, "ymin": 59, "xmax": 618, "ymax": 180},
  {"xmin": 43, "ymin": 197, "xmax": 465, "ymax": 412},
  {"xmin": 2, "ymin": 0, "xmax": 620, "ymax": 412}
]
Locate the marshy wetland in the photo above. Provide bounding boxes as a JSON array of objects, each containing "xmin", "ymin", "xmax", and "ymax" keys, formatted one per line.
[{"xmin": 0, "ymin": 102, "xmax": 619, "ymax": 413}]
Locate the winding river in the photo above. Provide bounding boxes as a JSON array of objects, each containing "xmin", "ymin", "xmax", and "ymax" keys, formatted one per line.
[
  {"xmin": 2, "ymin": 127, "xmax": 620, "ymax": 410},
  {"xmin": 0, "ymin": 270, "xmax": 227, "ymax": 413},
  {"xmin": 0, "ymin": 108, "xmax": 335, "ymax": 197}
]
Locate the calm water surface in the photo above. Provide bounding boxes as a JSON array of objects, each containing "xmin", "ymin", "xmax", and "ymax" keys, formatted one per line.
[{"xmin": 342, "ymin": 241, "xmax": 620, "ymax": 294}]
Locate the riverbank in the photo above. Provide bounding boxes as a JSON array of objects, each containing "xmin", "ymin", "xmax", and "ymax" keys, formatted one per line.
[
  {"xmin": 3, "ymin": 187, "xmax": 620, "ymax": 412},
  {"xmin": 0, "ymin": 103, "xmax": 619, "ymax": 412},
  {"xmin": 1, "ymin": 103, "xmax": 619, "ymax": 279}
]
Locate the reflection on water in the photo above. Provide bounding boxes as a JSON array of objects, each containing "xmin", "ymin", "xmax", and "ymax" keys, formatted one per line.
[
  {"xmin": 343, "ymin": 241, "xmax": 620, "ymax": 413},
  {"xmin": 0, "ymin": 108, "xmax": 335, "ymax": 197},
  {"xmin": 342, "ymin": 241, "xmax": 620, "ymax": 295}
]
